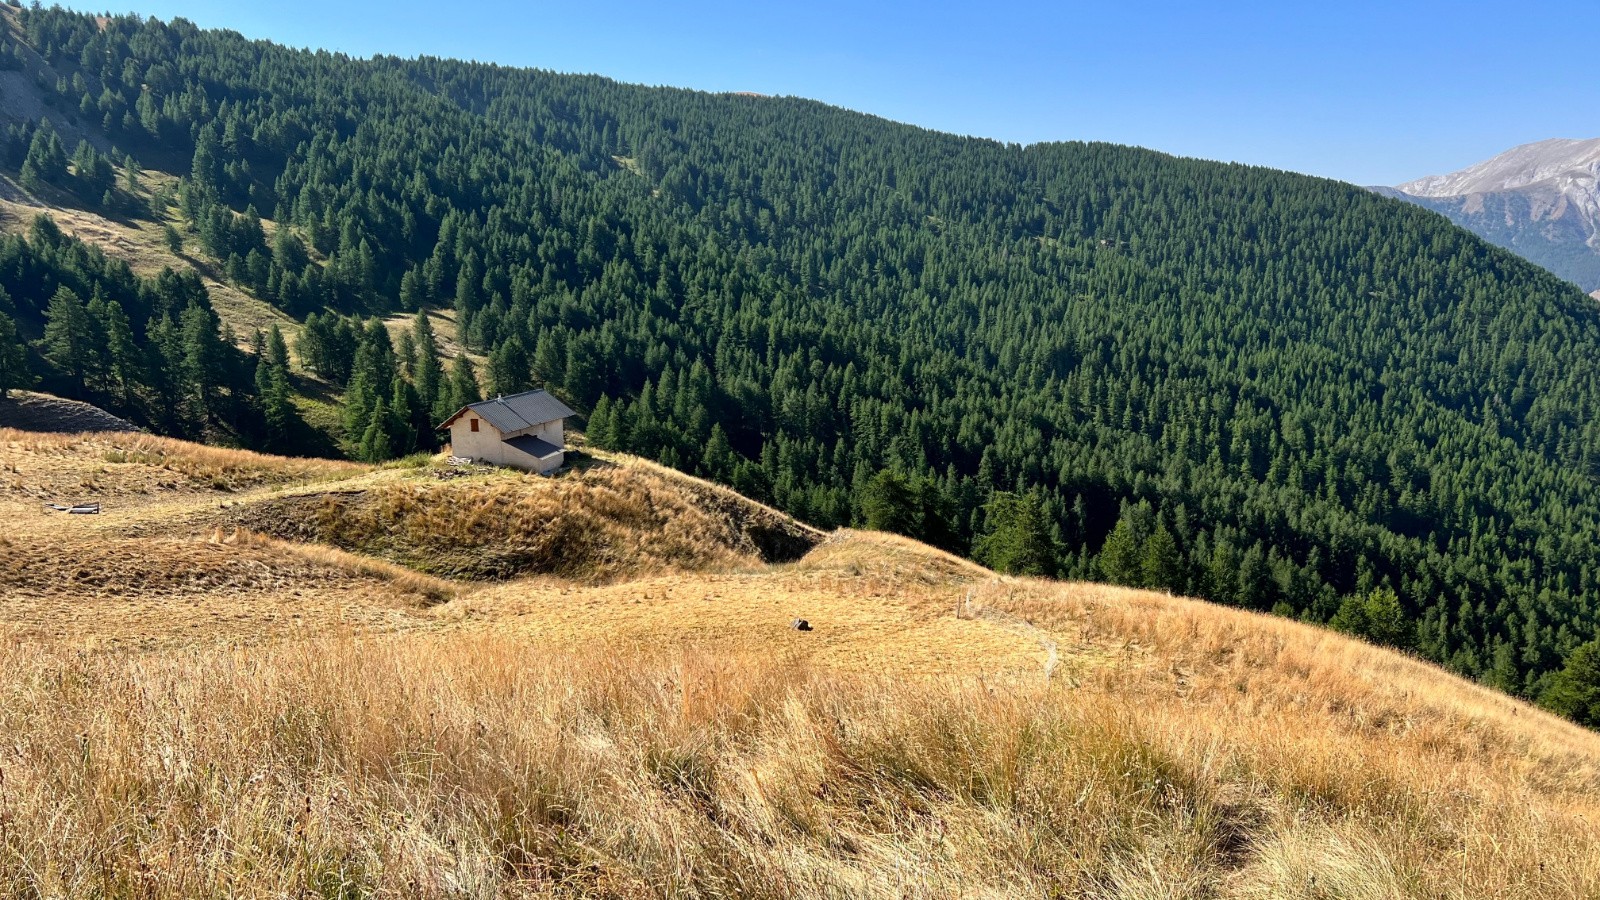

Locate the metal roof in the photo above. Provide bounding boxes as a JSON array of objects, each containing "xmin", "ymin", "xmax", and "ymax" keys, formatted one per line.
[
  {"xmin": 503, "ymin": 433, "xmax": 563, "ymax": 459},
  {"xmin": 438, "ymin": 389, "xmax": 576, "ymax": 432}
]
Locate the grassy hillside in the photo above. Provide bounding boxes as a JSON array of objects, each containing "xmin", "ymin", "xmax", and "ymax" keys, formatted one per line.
[{"xmin": 3, "ymin": 430, "xmax": 1599, "ymax": 896}]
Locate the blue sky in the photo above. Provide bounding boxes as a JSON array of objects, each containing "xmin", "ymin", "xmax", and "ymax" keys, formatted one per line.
[{"xmin": 118, "ymin": 0, "xmax": 1596, "ymax": 186}]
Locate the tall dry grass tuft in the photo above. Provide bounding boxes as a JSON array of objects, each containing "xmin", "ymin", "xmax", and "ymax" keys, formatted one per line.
[{"xmin": 0, "ymin": 633, "xmax": 1595, "ymax": 898}]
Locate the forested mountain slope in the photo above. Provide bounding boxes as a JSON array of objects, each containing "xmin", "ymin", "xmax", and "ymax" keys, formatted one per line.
[{"xmin": 5, "ymin": 6, "xmax": 1600, "ymax": 698}]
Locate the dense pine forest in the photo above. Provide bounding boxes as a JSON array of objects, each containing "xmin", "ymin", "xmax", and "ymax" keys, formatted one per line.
[{"xmin": 6, "ymin": 5, "xmax": 1600, "ymax": 701}]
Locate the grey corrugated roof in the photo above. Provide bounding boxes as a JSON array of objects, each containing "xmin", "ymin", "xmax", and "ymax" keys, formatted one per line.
[
  {"xmin": 444, "ymin": 389, "xmax": 576, "ymax": 433},
  {"xmin": 503, "ymin": 433, "xmax": 563, "ymax": 459}
]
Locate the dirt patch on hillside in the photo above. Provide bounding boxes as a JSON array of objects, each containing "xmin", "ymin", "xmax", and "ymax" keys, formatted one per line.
[{"xmin": 0, "ymin": 391, "xmax": 137, "ymax": 433}]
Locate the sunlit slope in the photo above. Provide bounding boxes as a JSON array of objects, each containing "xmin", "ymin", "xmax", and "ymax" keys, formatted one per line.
[{"xmin": 1, "ymin": 431, "xmax": 1598, "ymax": 896}]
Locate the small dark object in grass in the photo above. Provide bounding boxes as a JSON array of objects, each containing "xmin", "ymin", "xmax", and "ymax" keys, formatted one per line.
[{"xmin": 791, "ymin": 619, "xmax": 812, "ymax": 631}]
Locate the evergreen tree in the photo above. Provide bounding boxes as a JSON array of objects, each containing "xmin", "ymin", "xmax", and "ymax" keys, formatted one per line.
[
  {"xmin": 972, "ymin": 491, "xmax": 1054, "ymax": 576},
  {"xmin": 488, "ymin": 332, "xmax": 530, "ymax": 396},
  {"xmin": 1140, "ymin": 522, "xmax": 1184, "ymax": 593},
  {"xmin": 356, "ymin": 396, "xmax": 396, "ymax": 462},
  {"xmin": 1540, "ymin": 639, "xmax": 1600, "ymax": 728},
  {"xmin": 444, "ymin": 352, "xmax": 481, "ymax": 413},
  {"xmin": 0, "ymin": 311, "xmax": 32, "ymax": 398},
  {"xmin": 342, "ymin": 318, "xmax": 397, "ymax": 438},
  {"xmin": 410, "ymin": 313, "xmax": 443, "ymax": 429},
  {"xmin": 388, "ymin": 374, "xmax": 421, "ymax": 456},
  {"xmin": 399, "ymin": 267, "xmax": 425, "ymax": 310},
  {"xmin": 1329, "ymin": 588, "xmax": 1413, "ymax": 649},
  {"xmin": 587, "ymin": 394, "xmax": 615, "ymax": 447},
  {"xmin": 861, "ymin": 469, "xmax": 917, "ymax": 535},
  {"xmin": 179, "ymin": 301, "xmax": 227, "ymax": 422},
  {"xmin": 39, "ymin": 286, "xmax": 94, "ymax": 388},
  {"xmin": 702, "ymin": 422, "xmax": 736, "ymax": 480},
  {"xmin": 265, "ymin": 324, "xmax": 290, "ymax": 372},
  {"xmin": 19, "ymin": 120, "xmax": 66, "ymax": 191},
  {"xmin": 257, "ymin": 356, "xmax": 295, "ymax": 453},
  {"xmin": 143, "ymin": 313, "xmax": 190, "ymax": 435},
  {"xmin": 1098, "ymin": 514, "xmax": 1144, "ymax": 586},
  {"xmin": 96, "ymin": 297, "xmax": 141, "ymax": 408}
]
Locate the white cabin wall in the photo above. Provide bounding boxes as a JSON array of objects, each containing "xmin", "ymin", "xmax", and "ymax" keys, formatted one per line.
[
  {"xmin": 449, "ymin": 415, "xmax": 508, "ymax": 464},
  {"xmin": 447, "ymin": 413, "xmax": 567, "ymax": 473}
]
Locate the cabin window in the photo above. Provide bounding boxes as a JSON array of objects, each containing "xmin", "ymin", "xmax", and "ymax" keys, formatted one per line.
[{"xmin": 470, "ymin": 419, "xmax": 479, "ymax": 432}]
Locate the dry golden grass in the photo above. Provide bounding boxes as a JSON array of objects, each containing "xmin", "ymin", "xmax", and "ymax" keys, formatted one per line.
[
  {"xmin": 0, "ymin": 431, "xmax": 430, "ymax": 648},
  {"xmin": 4, "ymin": 433, "xmax": 1600, "ymax": 896},
  {"xmin": 448, "ymin": 530, "xmax": 1049, "ymax": 677},
  {"xmin": 0, "ymin": 627, "xmax": 1596, "ymax": 898},
  {"xmin": 0, "ymin": 427, "xmax": 360, "ymax": 508},
  {"xmin": 0, "ymin": 526, "xmax": 446, "ymax": 649},
  {"xmin": 225, "ymin": 456, "xmax": 821, "ymax": 582}
]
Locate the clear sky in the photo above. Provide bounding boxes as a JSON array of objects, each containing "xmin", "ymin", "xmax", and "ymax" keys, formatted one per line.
[{"xmin": 112, "ymin": 0, "xmax": 1597, "ymax": 186}]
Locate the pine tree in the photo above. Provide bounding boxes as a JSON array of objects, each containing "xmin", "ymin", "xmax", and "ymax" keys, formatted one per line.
[
  {"xmin": 562, "ymin": 333, "xmax": 603, "ymax": 407},
  {"xmin": 71, "ymin": 139, "xmax": 113, "ymax": 199},
  {"xmin": 399, "ymin": 267, "xmax": 426, "ymax": 310},
  {"xmin": 190, "ymin": 122, "xmax": 222, "ymax": 194},
  {"xmin": 96, "ymin": 298, "xmax": 141, "ymax": 409},
  {"xmin": 258, "ymin": 360, "xmax": 295, "ymax": 453},
  {"xmin": 1140, "ymin": 522, "xmax": 1184, "ymax": 593},
  {"xmin": 1541, "ymin": 639, "xmax": 1600, "ymax": 727},
  {"xmin": 389, "ymin": 374, "xmax": 421, "ymax": 456},
  {"xmin": 454, "ymin": 252, "xmax": 481, "ymax": 324},
  {"xmin": 356, "ymin": 396, "xmax": 396, "ymax": 462},
  {"xmin": 702, "ymin": 422, "xmax": 736, "ymax": 481},
  {"xmin": 179, "ymin": 302, "xmax": 227, "ymax": 422},
  {"xmin": 20, "ymin": 121, "xmax": 67, "ymax": 191},
  {"xmin": 143, "ymin": 314, "xmax": 191, "ymax": 436},
  {"xmin": 444, "ymin": 353, "xmax": 481, "ymax": 415},
  {"xmin": 1235, "ymin": 543, "xmax": 1274, "ymax": 610},
  {"xmin": 532, "ymin": 330, "xmax": 565, "ymax": 384},
  {"xmin": 489, "ymin": 333, "xmax": 530, "ymax": 395},
  {"xmin": 0, "ymin": 311, "xmax": 32, "ymax": 398},
  {"xmin": 972, "ymin": 491, "xmax": 1055, "ymax": 576},
  {"xmin": 862, "ymin": 469, "xmax": 918, "ymax": 535},
  {"xmin": 40, "ymin": 286, "xmax": 95, "ymax": 388},
  {"xmin": 265, "ymin": 325, "xmax": 290, "ymax": 372},
  {"xmin": 1330, "ymin": 587, "xmax": 1412, "ymax": 648},
  {"xmin": 1098, "ymin": 514, "xmax": 1144, "ymax": 586},
  {"xmin": 410, "ymin": 313, "xmax": 443, "ymax": 427},
  {"xmin": 342, "ymin": 318, "xmax": 397, "ymax": 436},
  {"xmin": 582, "ymin": 394, "xmax": 612, "ymax": 446}
]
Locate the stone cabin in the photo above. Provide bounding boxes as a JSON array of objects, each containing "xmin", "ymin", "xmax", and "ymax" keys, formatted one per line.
[{"xmin": 437, "ymin": 389, "xmax": 577, "ymax": 474}]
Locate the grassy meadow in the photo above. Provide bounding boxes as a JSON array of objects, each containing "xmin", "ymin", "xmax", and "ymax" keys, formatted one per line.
[{"xmin": 1, "ymin": 430, "xmax": 1599, "ymax": 897}]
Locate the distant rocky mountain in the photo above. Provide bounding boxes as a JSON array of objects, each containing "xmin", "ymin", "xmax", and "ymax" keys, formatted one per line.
[{"xmin": 1376, "ymin": 138, "xmax": 1600, "ymax": 292}]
